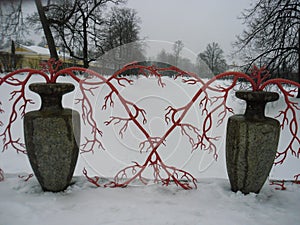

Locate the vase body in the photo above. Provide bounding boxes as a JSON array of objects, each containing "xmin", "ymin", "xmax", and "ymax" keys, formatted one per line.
[
  {"xmin": 24, "ymin": 83, "xmax": 80, "ymax": 192},
  {"xmin": 226, "ymin": 91, "xmax": 280, "ymax": 194}
]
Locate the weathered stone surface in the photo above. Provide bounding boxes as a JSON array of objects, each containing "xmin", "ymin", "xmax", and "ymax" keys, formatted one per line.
[
  {"xmin": 226, "ymin": 116, "xmax": 279, "ymax": 194},
  {"xmin": 226, "ymin": 91, "xmax": 280, "ymax": 194},
  {"xmin": 24, "ymin": 83, "xmax": 80, "ymax": 192}
]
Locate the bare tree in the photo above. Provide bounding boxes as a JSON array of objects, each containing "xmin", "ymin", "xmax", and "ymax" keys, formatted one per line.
[
  {"xmin": 173, "ymin": 40, "xmax": 184, "ymax": 66},
  {"xmin": 0, "ymin": 0, "xmax": 59, "ymax": 60},
  {"xmin": 198, "ymin": 42, "xmax": 228, "ymax": 75},
  {"xmin": 233, "ymin": 0, "xmax": 299, "ymax": 96},
  {"xmin": 35, "ymin": 0, "xmax": 59, "ymax": 60},
  {"xmin": 45, "ymin": 0, "xmax": 126, "ymax": 68},
  {"xmin": 101, "ymin": 6, "xmax": 144, "ymax": 69},
  {"xmin": 0, "ymin": 0, "xmax": 28, "ymax": 48},
  {"xmin": 156, "ymin": 47, "xmax": 210, "ymax": 76},
  {"xmin": 3, "ymin": 0, "xmax": 126, "ymax": 68},
  {"xmin": 103, "ymin": 7, "xmax": 141, "ymax": 50}
]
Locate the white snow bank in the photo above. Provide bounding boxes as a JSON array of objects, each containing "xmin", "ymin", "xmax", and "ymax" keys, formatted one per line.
[{"xmin": 0, "ymin": 175, "xmax": 299, "ymax": 225}]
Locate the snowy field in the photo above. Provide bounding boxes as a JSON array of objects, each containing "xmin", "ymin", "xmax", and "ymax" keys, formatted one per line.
[
  {"xmin": 0, "ymin": 74, "xmax": 299, "ymax": 224},
  {"xmin": 1, "ymin": 175, "xmax": 300, "ymax": 225}
]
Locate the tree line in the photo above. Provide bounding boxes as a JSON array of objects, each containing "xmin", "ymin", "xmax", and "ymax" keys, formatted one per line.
[
  {"xmin": 156, "ymin": 40, "xmax": 228, "ymax": 77},
  {"xmin": 0, "ymin": 0, "xmax": 299, "ymax": 92},
  {"xmin": 0, "ymin": 0, "xmax": 230, "ymax": 76},
  {"xmin": 0, "ymin": 0, "xmax": 142, "ymax": 68},
  {"xmin": 234, "ymin": 0, "xmax": 299, "ymax": 94}
]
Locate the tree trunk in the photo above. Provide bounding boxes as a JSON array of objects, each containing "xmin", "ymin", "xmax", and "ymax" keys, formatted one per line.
[
  {"xmin": 11, "ymin": 40, "xmax": 16, "ymax": 70},
  {"xmin": 35, "ymin": 0, "xmax": 59, "ymax": 61},
  {"xmin": 297, "ymin": 28, "xmax": 300, "ymax": 98},
  {"xmin": 83, "ymin": 18, "xmax": 89, "ymax": 68}
]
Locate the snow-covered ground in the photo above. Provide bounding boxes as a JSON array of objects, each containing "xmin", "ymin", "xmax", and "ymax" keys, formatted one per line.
[
  {"xmin": 0, "ymin": 74, "xmax": 299, "ymax": 224},
  {"xmin": 1, "ymin": 175, "xmax": 300, "ymax": 225}
]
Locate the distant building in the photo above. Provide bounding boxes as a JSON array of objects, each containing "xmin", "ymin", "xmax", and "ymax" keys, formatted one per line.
[
  {"xmin": 0, "ymin": 44, "xmax": 77, "ymax": 71},
  {"xmin": 226, "ymin": 63, "xmax": 243, "ymax": 72}
]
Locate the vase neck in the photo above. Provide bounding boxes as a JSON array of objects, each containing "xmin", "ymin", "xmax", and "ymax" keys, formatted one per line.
[
  {"xmin": 235, "ymin": 91, "xmax": 279, "ymax": 120},
  {"xmin": 29, "ymin": 83, "xmax": 75, "ymax": 111},
  {"xmin": 244, "ymin": 101, "xmax": 266, "ymax": 119},
  {"xmin": 39, "ymin": 94, "xmax": 63, "ymax": 110}
]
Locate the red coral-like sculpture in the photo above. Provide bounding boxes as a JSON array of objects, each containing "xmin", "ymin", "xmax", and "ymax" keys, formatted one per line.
[{"xmin": 0, "ymin": 59, "xmax": 299, "ymax": 189}]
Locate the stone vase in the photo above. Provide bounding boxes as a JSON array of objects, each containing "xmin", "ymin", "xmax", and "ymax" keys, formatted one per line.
[
  {"xmin": 226, "ymin": 91, "xmax": 280, "ymax": 194},
  {"xmin": 24, "ymin": 83, "xmax": 80, "ymax": 192}
]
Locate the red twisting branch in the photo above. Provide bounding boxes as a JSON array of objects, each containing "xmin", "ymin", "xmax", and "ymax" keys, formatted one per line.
[
  {"xmin": 77, "ymin": 64, "xmax": 206, "ymax": 189},
  {"xmin": 293, "ymin": 174, "xmax": 300, "ymax": 184},
  {"xmin": 102, "ymin": 64, "xmax": 299, "ymax": 188},
  {"xmin": 75, "ymin": 80, "xmax": 104, "ymax": 154},
  {"xmin": 104, "ymin": 101, "xmax": 147, "ymax": 138},
  {"xmin": 0, "ymin": 73, "xmax": 40, "ymax": 154},
  {"xmin": 270, "ymin": 180, "xmax": 287, "ymax": 190},
  {"xmin": 273, "ymin": 83, "xmax": 300, "ymax": 165},
  {"xmin": 113, "ymin": 76, "xmax": 134, "ymax": 87},
  {"xmin": 83, "ymin": 167, "xmax": 101, "ymax": 187},
  {"xmin": 0, "ymin": 61, "xmax": 107, "ymax": 156},
  {"xmin": 18, "ymin": 173, "xmax": 34, "ymax": 182},
  {"xmin": 1, "ymin": 59, "xmax": 300, "ymax": 189},
  {"xmin": 40, "ymin": 58, "xmax": 63, "ymax": 83},
  {"xmin": 102, "ymin": 90, "xmax": 115, "ymax": 109},
  {"xmin": 105, "ymin": 151, "xmax": 197, "ymax": 189},
  {"xmin": 269, "ymin": 174, "xmax": 300, "ymax": 191},
  {"xmin": 173, "ymin": 72, "xmax": 249, "ymax": 160},
  {"xmin": 258, "ymin": 76, "xmax": 300, "ymax": 178},
  {"xmin": 179, "ymin": 123, "xmax": 202, "ymax": 150},
  {"xmin": 0, "ymin": 59, "xmax": 65, "ymax": 153},
  {"xmin": 198, "ymin": 91, "xmax": 213, "ymax": 116},
  {"xmin": 181, "ymin": 66, "xmax": 299, "ymax": 167},
  {"xmin": 129, "ymin": 64, "xmax": 167, "ymax": 87},
  {"xmin": 247, "ymin": 66, "xmax": 271, "ymax": 91},
  {"xmin": 270, "ymin": 175, "xmax": 300, "ymax": 191},
  {"xmin": 104, "ymin": 162, "xmax": 148, "ymax": 187},
  {"xmin": 139, "ymin": 137, "xmax": 166, "ymax": 153},
  {"xmin": 164, "ymin": 103, "xmax": 219, "ymax": 158},
  {"xmin": 149, "ymin": 153, "xmax": 197, "ymax": 189},
  {"xmin": 101, "ymin": 64, "xmax": 200, "ymax": 189},
  {"xmin": 210, "ymin": 67, "xmax": 300, "ymax": 178}
]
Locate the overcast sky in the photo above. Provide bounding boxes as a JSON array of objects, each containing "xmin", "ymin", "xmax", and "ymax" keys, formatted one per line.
[
  {"xmin": 126, "ymin": 0, "xmax": 253, "ymax": 63},
  {"xmin": 23, "ymin": 0, "xmax": 253, "ymax": 64}
]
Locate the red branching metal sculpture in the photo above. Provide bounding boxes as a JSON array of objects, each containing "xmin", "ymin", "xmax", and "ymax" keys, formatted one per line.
[
  {"xmin": 294, "ymin": 174, "xmax": 300, "ymax": 184},
  {"xmin": 18, "ymin": 173, "xmax": 34, "ymax": 182},
  {"xmin": 199, "ymin": 66, "xmax": 300, "ymax": 167},
  {"xmin": 270, "ymin": 174, "xmax": 300, "ymax": 191},
  {"xmin": 270, "ymin": 180, "xmax": 287, "ymax": 190},
  {"xmin": 0, "ymin": 59, "xmax": 299, "ymax": 189},
  {"xmin": 83, "ymin": 168, "xmax": 101, "ymax": 187}
]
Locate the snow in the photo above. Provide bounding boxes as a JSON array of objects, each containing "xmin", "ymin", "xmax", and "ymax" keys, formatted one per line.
[
  {"xmin": 1, "ymin": 175, "xmax": 300, "ymax": 225},
  {"xmin": 23, "ymin": 45, "xmax": 51, "ymax": 55},
  {"xmin": 0, "ymin": 74, "xmax": 300, "ymax": 225},
  {"xmin": 16, "ymin": 44, "xmax": 70, "ymax": 58}
]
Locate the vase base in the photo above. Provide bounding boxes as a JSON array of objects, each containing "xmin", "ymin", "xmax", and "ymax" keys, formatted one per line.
[
  {"xmin": 226, "ymin": 115, "xmax": 280, "ymax": 194},
  {"xmin": 24, "ymin": 109, "xmax": 80, "ymax": 192}
]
